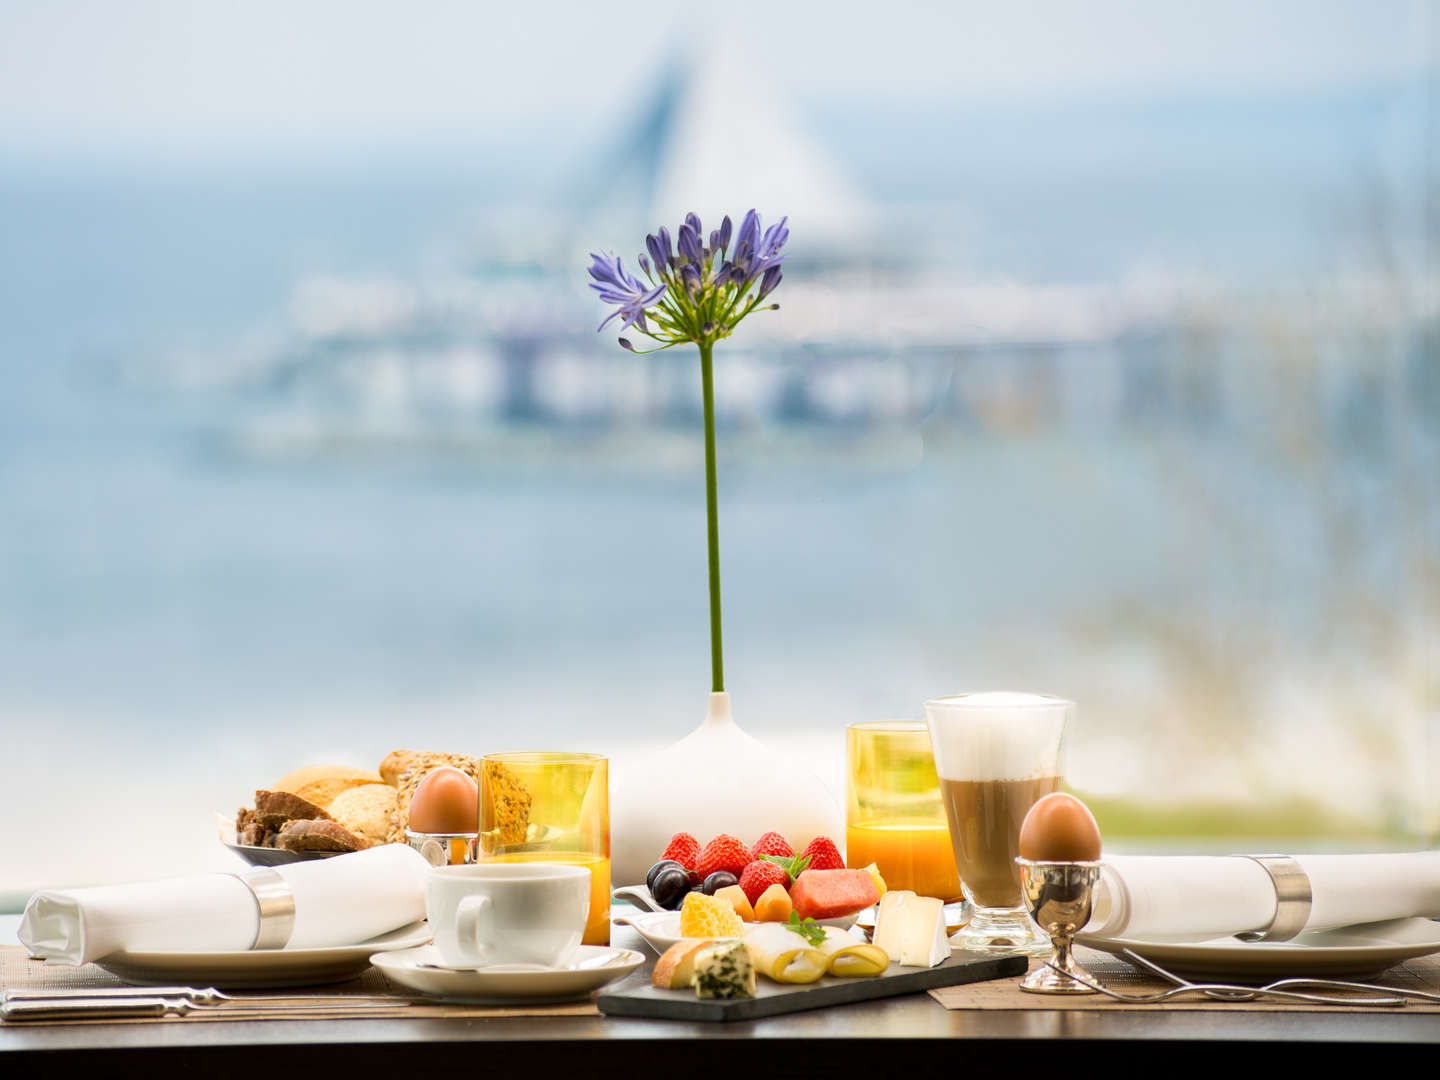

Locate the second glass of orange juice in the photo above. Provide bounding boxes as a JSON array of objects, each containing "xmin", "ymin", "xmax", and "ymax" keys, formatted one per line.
[
  {"xmin": 845, "ymin": 721, "xmax": 963, "ymax": 901},
  {"xmin": 477, "ymin": 751, "xmax": 610, "ymax": 946}
]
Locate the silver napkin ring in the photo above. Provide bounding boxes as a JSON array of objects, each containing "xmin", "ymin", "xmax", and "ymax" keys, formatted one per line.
[
  {"xmin": 236, "ymin": 867, "xmax": 296, "ymax": 950},
  {"xmin": 1236, "ymin": 854, "xmax": 1312, "ymax": 942}
]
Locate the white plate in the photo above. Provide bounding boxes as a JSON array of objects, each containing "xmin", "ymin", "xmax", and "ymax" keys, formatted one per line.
[
  {"xmin": 1078, "ymin": 917, "xmax": 1440, "ymax": 981},
  {"xmin": 96, "ymin": 921, "xmax": 433, "ymax": 989},
  {"xmin": 613, "ymin": 909, "xmax": 859, "ymax": 954},
  {"xmin": 372, "ymin": 944, "xmax": 645, "ymax": 1003}
]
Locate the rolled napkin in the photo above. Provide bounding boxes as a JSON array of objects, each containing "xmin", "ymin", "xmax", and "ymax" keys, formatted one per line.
[
  {"xmin": 1084, "ymin": 851, "xmax": 1440, "ymax": 941},
  {"xmin": 20, "ymin": 843, "xmax": 429, "ymax": 965}
]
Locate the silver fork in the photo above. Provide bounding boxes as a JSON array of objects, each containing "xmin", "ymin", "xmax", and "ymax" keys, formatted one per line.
[
  {"xmin": 1047, "ymin": 958, "xmax": 1406, "ymax": 1007},
  {"xmin": 1122, "ymin": 949, "xmax": 1440, "ymax": 1005}
]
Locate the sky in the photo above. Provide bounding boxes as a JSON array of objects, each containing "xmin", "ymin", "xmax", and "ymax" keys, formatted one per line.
[{"xmin": 0, "ymin": 0, "xmax": 1434, "ymax": 155}]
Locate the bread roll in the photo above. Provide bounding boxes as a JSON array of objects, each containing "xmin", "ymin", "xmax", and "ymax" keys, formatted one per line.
[
  {"xmin": 330, "ymin": 784, "xmax": 399, "ymax": 846},
  {"xmin": 295, "ymin": 776, "xmax": 384, "ymax": 811},
  {"xmin": 273, "ymin": 765, "xmax": 382, "ymax": 794}
]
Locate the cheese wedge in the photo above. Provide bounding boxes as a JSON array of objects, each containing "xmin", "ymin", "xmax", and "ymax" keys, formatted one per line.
[
  {"xmin": 741, "ymin": 923, "xmax": 829, "ymax": 985},
  {"xmin": 816, "ymin": 926, "xmax": 890, "ymax": 977},
  {"xmin": 872, "ymin": 890, "xmax": 949, "ymax": 967},
  {"xmin": 652, "ymin": 939, "xmax": 716, "ymax": 989},
  {"xmin": 694, "ymin": 940, "xmax": 757, "ymax": 998}
]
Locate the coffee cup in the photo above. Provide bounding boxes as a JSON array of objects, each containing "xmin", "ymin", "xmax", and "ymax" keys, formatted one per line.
[{"xmin": 425, "ymin": 862, "xmax": 590, "ymax": 969}]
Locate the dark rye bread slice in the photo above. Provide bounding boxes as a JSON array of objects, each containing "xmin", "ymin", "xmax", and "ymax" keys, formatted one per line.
[
  {"xmin": 275, "ymin": 818, "xmax": 369, "ymax": 853},
  {"xmin": 254, "ymin": 789, "xmax": 332, "ymax": 830}
]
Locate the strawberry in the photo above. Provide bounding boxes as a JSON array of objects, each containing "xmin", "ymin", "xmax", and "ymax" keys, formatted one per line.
[
  {"xmin": 739, "ymin": 859, "xmax": 789, "ymax": 907},
  {"xmin": 752, "ymin": 831, "xmax": 793, "ymax": 859},
  {"xmin": 695, "ymin": 834, "xmax": 753, "ymax": 882},
  {"xmin": 799, "ymin": 835, "xmax": 845, "ymax": 871},
  {"xmin": 661, "ymin": 832, "xmax": 701, "ymax": 878}
]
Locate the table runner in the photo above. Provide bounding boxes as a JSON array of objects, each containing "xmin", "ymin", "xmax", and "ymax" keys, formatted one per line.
[
  {"xmin": 929, "ymin": 947, "xmax": 1440, "ymax": 1012},
  {"xmin": 0, "ymin": 947, "xmax": 599, "ymax": 1023}
]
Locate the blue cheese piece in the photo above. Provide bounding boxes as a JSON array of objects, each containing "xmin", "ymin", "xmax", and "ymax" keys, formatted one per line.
[
  {"xmin": 693, "ymin": 940, "xmax": 757, "ymax": 999},
  {"xmin": 873, "ymin": 890, "xmax": 949, "ymax": 967}
]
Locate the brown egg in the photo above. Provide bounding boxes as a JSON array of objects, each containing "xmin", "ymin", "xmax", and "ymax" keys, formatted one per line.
[
  {"xmin": 1017, "ymin": 792, "xmax": 1102, "ymax": 862},
  {"xmin": 407, "ymin": 766, "xmax": 479, "ymax": 834}
]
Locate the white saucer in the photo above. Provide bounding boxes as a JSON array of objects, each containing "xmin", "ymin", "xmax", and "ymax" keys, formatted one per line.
[
  {"xmin": 97, "ymin": 921, "xmax": 433, "ymax": 988},
  {"xmin": 613, "ymin": 909, "xmax": 859, "ymax": 954},
  {"xmin": 372, "ymin": 944, "xmax": 645, "ymax": 1003},
  {"xmin": 1079, "ymin": 917, "xmax": 1440, "ymax": 981}
]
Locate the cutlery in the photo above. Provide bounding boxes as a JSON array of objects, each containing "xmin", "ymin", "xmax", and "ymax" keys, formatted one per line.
[
  {"xmin": 1048, "ymin": 962, "xmax": 1406, "ymax": 1006},
  {"xmin": 1, "ymin": 994, "xmax": 411, "ymax": 1023},
  {"xmin": 1, "ymin": 985, "xmax": 414, "ymax": 1005},
  {"xmin": 1122, "ymin": 948, "xmax": 1440, "ymax": 1004}
]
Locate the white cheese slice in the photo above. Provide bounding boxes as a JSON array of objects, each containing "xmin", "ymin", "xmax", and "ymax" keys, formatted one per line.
[{"xmin": 872, "ymin": 890, "xmax": 949, "ymax": 967}]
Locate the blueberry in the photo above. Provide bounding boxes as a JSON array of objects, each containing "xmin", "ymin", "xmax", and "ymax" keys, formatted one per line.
[
  {"xmin": 646, "ymin": 859, "xmax": 684, "ymax": 893},
  {"xmin": 701, "ymin": 871, "xmax": 738, "ymax": 895},
  {"xmin": 651, "ymin": 866, "xmax": 694, "ymax": 910}
]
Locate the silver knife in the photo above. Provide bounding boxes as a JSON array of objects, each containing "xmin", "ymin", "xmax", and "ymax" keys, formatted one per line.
[
  {"xmin": 1, "ymin": 995, "xmax": 408, "ymax": 1022},
  {"xmin": 2, "ymin": 986, "xmax": 415, "ymax": 1004}
]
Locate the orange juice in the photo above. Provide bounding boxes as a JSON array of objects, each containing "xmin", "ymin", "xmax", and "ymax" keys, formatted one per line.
[
  {"xmin": 479, "ymin": 850, "xmax": 611, "ymax": 945},
  {"xmin": 846, "ymin": 818, "xmax": 962, "ymax": 901}
]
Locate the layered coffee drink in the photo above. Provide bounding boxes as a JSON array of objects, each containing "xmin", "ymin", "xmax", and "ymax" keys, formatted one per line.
[
  {"xmin": 940, "ymin": 775, "xmax": 1061, "ymax": 908},
  {"xmin": 925, "ymin": 692, "xmax": 1073, "ymax": 954}
]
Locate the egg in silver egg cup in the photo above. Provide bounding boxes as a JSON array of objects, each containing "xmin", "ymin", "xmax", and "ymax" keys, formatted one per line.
[{"xmin": 1015, "ymin": 858, "xmax": 1104, "ymax": 994}]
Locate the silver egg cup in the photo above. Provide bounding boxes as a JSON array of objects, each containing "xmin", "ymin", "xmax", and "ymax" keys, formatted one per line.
[{"xmin": 1015, "ymin": 858, "xmax": 1103, "ymax": 994}]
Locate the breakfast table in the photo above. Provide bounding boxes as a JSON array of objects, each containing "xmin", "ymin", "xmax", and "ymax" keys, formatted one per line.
[{"xmin": 3, "ymin": 915, "xmax": 1437, "ymax": 1071}]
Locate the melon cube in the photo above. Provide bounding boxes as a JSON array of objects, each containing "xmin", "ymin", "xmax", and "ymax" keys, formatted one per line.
[
  {"xmin": 753, "ymin": 882, "xmax": 793, "ymax": 922},
  {"xmin": 715, "ymin": 884, "xmax": 756, "ymax": 922}
]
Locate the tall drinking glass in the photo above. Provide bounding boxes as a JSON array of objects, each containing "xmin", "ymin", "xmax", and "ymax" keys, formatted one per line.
[
  {"xmin": 924, "ymin": 692, "xmax": 1072, "ymax": 955},
  {"xmin": 845, "ymin": 721, "xmax": 963, "ymax": 901},
  {"xmin": 477, "ymin": 752, "xmax": 611, "ymax": 946}
]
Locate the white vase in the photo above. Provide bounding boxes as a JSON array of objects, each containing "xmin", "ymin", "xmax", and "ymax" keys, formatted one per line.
[{"xmin": 609, "ymin": 691, "xmax": 845, "ymax": 886}]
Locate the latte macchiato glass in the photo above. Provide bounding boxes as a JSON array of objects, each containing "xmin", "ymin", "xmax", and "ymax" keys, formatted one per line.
[{"xmin": 924, "ymin": 692, "xmax": 1072, "ymax": 955}]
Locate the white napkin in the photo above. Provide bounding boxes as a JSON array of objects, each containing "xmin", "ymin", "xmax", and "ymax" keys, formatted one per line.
[
  {"xmin": 1085, "ymin": 852, "xmax": 1440, "ymax": 941},
  {"xmin": 20, "ymin": 844, "xmax": 430, "ymax": 965}
]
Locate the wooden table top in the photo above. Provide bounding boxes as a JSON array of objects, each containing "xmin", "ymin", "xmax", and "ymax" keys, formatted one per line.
[{"xmin": 4, "ymin": 917, "xmax": 1436, "ymax": 1071}]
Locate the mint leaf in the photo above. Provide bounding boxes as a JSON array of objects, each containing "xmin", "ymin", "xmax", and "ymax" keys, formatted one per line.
[
  {"xmin": 785, "ymin": 911, "xmax": 826, "ymax": 947},
  {"xmin": 759, "ymin": 853, "xmax": 812, "ymax": 883}
]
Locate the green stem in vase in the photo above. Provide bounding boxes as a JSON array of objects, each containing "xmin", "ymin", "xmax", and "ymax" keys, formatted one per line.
[
  {"xmin": 588, "ymin": 210, "xmax": 791, "ymax": 697},
  {"xmin": 699, "ymin": 338, "xmax": 724, "ymax": 693}
]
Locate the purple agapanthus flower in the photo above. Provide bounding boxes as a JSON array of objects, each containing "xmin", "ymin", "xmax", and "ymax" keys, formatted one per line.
[
  {"xmin": 587, "ymin": 252, "xmax": 667, "ymax": 332},
  {"xmin": 589, "ymin": 209, "xmax": 787, "ymax": 351}
]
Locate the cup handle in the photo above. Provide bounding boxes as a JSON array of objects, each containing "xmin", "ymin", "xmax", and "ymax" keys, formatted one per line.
[{"xmin": 454, "ymin": 894, "xmax": 493, "ymax": 966}]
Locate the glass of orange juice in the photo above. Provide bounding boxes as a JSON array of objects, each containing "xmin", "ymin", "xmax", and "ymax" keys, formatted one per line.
[
  {"xmin": 845, "ymin": 721, "xmax": 963, "ymax": 901},
  {"xmin": 477, "ymin": 752, "xmax": 610, "ymax": 946}
]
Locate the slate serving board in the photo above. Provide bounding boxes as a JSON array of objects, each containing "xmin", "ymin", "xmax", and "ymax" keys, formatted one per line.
[{"xmin": 596, "ymin": 950, "xmax": 1027, "ymax": 1022}]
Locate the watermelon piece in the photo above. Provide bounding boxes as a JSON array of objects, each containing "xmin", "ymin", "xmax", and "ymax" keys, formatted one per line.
[{"xmin": 789, "ymin": 868, "xmax": 881, "ymax": 920}]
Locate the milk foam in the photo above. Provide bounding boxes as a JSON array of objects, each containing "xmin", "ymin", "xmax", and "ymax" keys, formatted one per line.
[{"xmin": 924, "ymin": 692, "xmax": 1071, "ymax": 781}]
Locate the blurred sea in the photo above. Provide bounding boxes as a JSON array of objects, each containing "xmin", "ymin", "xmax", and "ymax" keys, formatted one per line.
[{"xmin": 1, "ymin": 85, "xmax": 1435, "ymax": 901}]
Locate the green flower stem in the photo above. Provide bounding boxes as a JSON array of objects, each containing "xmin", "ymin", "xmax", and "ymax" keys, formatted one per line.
[{"xmin": 698, "ymin": 338, "xmax": 725, "ymax": 693}]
